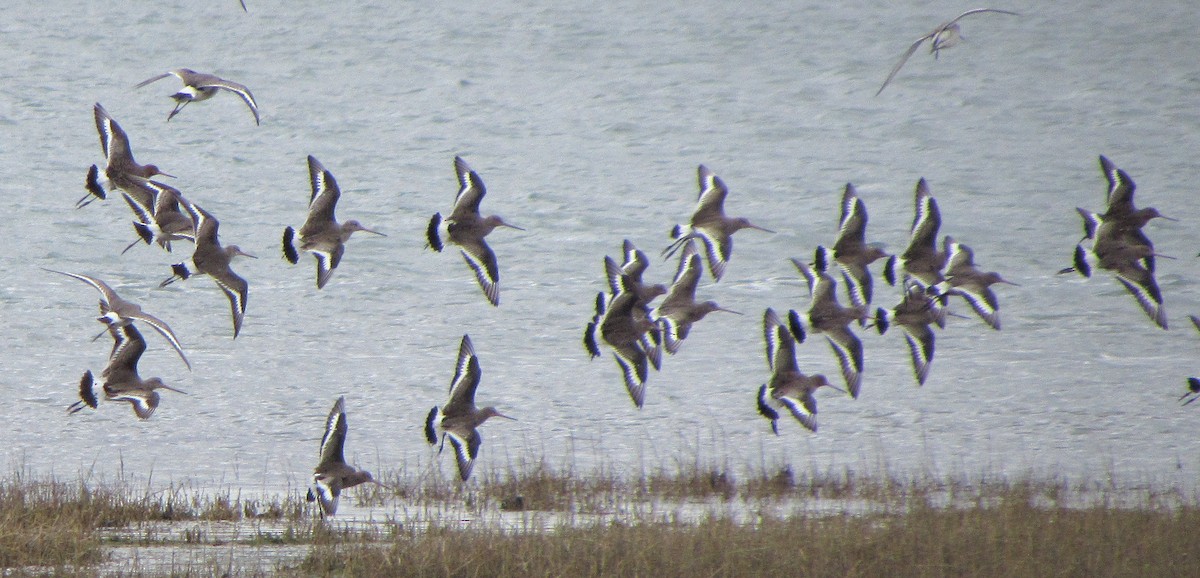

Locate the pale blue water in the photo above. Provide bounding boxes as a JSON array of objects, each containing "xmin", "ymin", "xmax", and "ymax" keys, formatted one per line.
[{"xmin": 2, "ymin": 0, "xmax": 1199, "ymax": 499}]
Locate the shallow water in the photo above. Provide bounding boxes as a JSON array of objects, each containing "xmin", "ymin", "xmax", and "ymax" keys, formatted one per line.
[{"xmin": 2, "ymin": 0, "xmax": 1199, "ymax": 509}]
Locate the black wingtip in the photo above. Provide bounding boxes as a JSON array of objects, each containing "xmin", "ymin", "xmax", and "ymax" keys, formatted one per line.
[
  {"xmin": 426, "ymin": 213, "xmax": 443, "ymax": 252},
  {"xmin": 282, "ymin": 227, "xmax": 299, "ymax": 264},
  {"xmin": 424, "ymin": 406, "xmax": 439, "ymax": 445},
  {"xmin": 874, "ymin": 308, "xmax": 889, "ymax": 335}
]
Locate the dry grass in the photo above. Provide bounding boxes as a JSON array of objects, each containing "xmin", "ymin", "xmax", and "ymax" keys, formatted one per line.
[
  {"xmin": 290, "ymin": 499, "xmax": 1200, "ymax": 577},
  {"xmin": 0, "ymin": 474, "xmax": 306, "ymax": 569},
  {"xmin": 5, "ymin": 461, "xmax": 1200, "ymax": 575}
]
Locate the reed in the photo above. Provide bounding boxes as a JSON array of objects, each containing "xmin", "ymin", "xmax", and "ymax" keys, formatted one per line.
[
  {"xmin": 5, "ymin": 459, "xmax": 1200, "ymax": 575},
  {"xmin": 291, "ymin": 499, "xmax": 1200, "ymax": 577}
]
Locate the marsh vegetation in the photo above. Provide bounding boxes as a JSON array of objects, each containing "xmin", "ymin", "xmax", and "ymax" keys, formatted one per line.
[{"xmin": 5, "ymin": 459, "xmax": 1199, "ymax": 576}]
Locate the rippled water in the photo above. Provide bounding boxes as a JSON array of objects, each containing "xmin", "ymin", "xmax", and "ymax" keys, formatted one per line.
[{"xmin": 2, "ymin": 0, "xmax": 1199, "ymax": 499}]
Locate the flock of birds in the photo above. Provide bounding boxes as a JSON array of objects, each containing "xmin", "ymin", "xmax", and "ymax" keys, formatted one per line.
[{"xmin": 43, "ymin": 6, "xmax": 1196, "ymax": 516}]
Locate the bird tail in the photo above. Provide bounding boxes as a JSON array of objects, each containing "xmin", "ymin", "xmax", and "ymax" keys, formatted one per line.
[{"xmin": 282, "ymin": 226, "xmax": 299, "ymax": 264}]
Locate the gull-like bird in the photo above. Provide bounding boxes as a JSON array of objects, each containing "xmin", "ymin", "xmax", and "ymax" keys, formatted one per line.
[
  {"xmin": 79, "ymin": 103, "xmax": 175, "ymax": 208},
  {"xmin": 426, "ymin": 156, "xmax": 524, "ymax": 306},
  {"xmin": 44, "ymin": 268, "xmax": 190, "ymax": 370},
  {"xmin": 306, "ymin": 396, "xmax": 381, "ymax": 516},
  {"xmin": 757, "ymin": 308, "xmax": 842, "ymax": 434},
  {"xmin": 68, "ymin": 324, "xmax": 187, "ymax": 419},
  {"xmin": 424, "ymin": 335, "xmax": 515, "ymax": 481},
  {"xmin": 135, "ymin": 68, "xmax": 260, "ymax": 125},
  {"xmin": 876, "ymin": 8, "xmax": 1018, "ymax": 96},
  {"xmin": 790, "ymin": 249, "xmax": 868, "ymax": 398},
  {"xmin": 663, "ymin": 165, "xmax": 773, "ymax": 282},
  {"xmin": 654, "ymin": 241, "xmax": 741, "ymax": 354},
  {"xmin": 160, "ymin": 201, "xmax": 256, "ymax": 337},
  {"xmin": 283, "ymin": 156, "xmax": 385, "ymax": 288},
  {"xmin": 829, "ymin": 183, "xmax": 889, "ymax": 309}
]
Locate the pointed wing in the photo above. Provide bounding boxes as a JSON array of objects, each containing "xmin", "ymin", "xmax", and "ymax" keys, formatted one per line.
[
  {"xmin": 311, "ymin": 476, "xmax": 341, "ymax": 516},
  {"xmin": 875, "ymin": 33, "xmax": 933, "ymax": 96},
  {"xmin": 445, "ymin": 356, "xmax": 483, "ymax": 417},
  {"xmin": 449, "ymin": 334, "xmax": 476, "ymax": 393},
  {"xmin": 313, "ymin": 243, "xmax": 344, "ymax": 289},
  {"xmin": 612, "ymin": 346, "xmax": 648, "ymax": 408},
  {"xmin": 93, "ymin": 103, "xmax": 133, "ymax": 164},
  {"xmin": 838, "ymin": 268, "xmax": 872, "ymax": 312},
  {"xmin": 1075, "ymin": 207, "xmax": 1101, "ymax": 241},
  {"xmin": 103, "ymin": 325, "xmax": 147, "ymax": 381},
  {"xmin": 107, "ymin": 390, "xmax": 159, "ymax": 419},
  {"xmin": 834, "ymin": 184, "xmax": 868, "ymax": 249},
  {"xmin": 604, "ymin": 256, "xmax": 624, "ymax": 295},
  {"xmin": 447, "ymin": 429, "xmax": 482, "ymax": 481},
  {"xmin": 763, "ymin": 308, "xmax": 782, "ymax": 370},
  {"xmin": 134, "ymin": 71, "xmax": 176, "ymax": 89},
  {"xmin": 305, "ymin": 156, "xmax": 341, "ymax": 224},
  {"xmin": 955, "ymin": 286, "xmax": 1001, "ymax": 330},
  {"xmin": 211, "ymin": 270, "xmax": 249, "ymax": 338},
  {"xmin": 944, "ymin": 238, "xmax": 977, "ymax": 277},
  {"xmin": 905, "ymin": 179, "xmax": 941, "ymax": 258},
  {"xmin": 901, "ymin": 324, "xmax": 936, "ymax": 386},
  {"xmin": 1099, "ymin": 155, "xmax": 1137, "ymax": 217},
  {"xmin": 204, "ymin": 78, "xmax": 261, "ymax": 125},
  {"xmin": 947, "ymin": 8, "xmax": 1020, "ymax": 27},
  {"xmin": 43, "ymin": 268, "xmax": 118, "ymax": 306},
  {"xmin": 693, "ymin": 166, "xmax": 729, "ymax": 217},
  {"xmin": 450, "ymin": 157, "xmax": 487, "ymax": 221},
  {"xmin": 621, "ymin": 239, "xmax": 650, "ymax": 280},
  {"xmin": 126, "ymin": 310, "xmax": 190, "ymax": 370},
  {"xmin": 763, "ymin": 308, "xmax": 798, "ymax": 374},
  {"xmin": 319, "ymin": 396, "xmax": 348, "ymax": 465},
  {"xmin": 825, "ymin": 331, "xmax": 863, "ymax": 399},
  {"xmin": 660, "ymin": 252, "xmax": 702, "ymax": 313},
  {"xmin": 791, "ymin": 258, "xmax": 819, "ymax": 299},
  {"xmin": 459, "ymin": 243, "xmax": 500, "ymax": 306},
  {"xmin": 695, "ymin": 228, "xmax": 731, "ymax": 281},
  {"xmin": 777, "ymin": 391, "xmax": 818, "ymax": 432},
  {"xmin": 659, "ymin": 316, "xmax": 690, "ymax": 355},
  {"xmin": 1114, "ymin": 268, "xmax": 1167, "ymax": 329}
]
